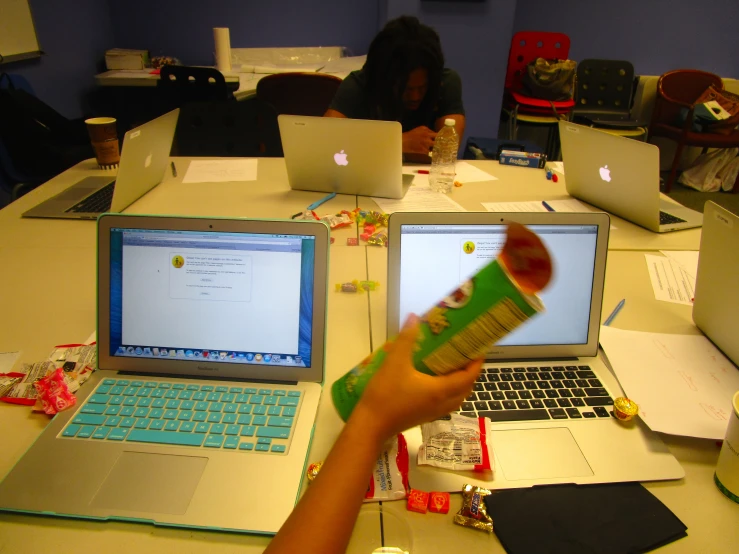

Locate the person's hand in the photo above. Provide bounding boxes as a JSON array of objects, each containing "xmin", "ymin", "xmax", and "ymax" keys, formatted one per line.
[
  {"xmin": 402, "ymin": 126, "xmax": 437, "ymax": 155},
  {"xmin": 352, "ymin": 314, "xmax": 483, "ymax": 442}
]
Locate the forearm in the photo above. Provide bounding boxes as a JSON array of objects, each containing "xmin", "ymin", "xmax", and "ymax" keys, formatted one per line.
[{"xmin": 264, "ymin": 405, "xmax": 387, "ymax": 554}]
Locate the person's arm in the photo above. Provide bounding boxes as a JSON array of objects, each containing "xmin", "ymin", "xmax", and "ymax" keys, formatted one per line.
[
  {"xmin": 435, "ymin": 114, "xmax": 466, "ymax": 142},
  {"xmin": 264, "ymin": 315, "xmax": 483, "ymax": 554}
]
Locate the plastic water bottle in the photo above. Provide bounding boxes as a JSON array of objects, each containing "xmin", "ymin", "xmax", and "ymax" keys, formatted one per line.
[{"xmin": 429, "ymin": 118, "xmax": 459, "ymax": 194}]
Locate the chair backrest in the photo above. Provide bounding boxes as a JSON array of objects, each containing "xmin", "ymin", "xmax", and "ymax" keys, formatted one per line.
[
  {"xmin": 652, "ymin": 69, "xmax": 724, "ymax": 126},
  {"xmin": 575, "ymin": 59, "xmax": 635, "ymax": 114},
  {"xmin": 158, "ymin": 65, "xmax": 231, "ymax": 105},
  {"xmin": 505, "ymin": 31, "xmax": 570, "ymax": 93},
  {"xmin": 171, "ymin": 97, "xmax": 283, "ymax": 157},
  {"xmin": 256, "ymin": 72, "xmax": 342, "ymax": 116}
]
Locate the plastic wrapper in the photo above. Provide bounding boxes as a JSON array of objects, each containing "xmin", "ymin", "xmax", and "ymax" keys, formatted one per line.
[
  {"xmin": 417, "ymin": 414, "xmax": 494, "ymax": 473},
  {"xmin": 321, "ymin": 213, "xmax": 353, "ymax": 229},
  {"xmin": 33, "ymin": 367, "xmax": 77, "ymax": 415},
  {"xmin": 454, "ymin": 484, "xmax": 494, "ymax": 533},
  {"xmin": 335, "ymin": 280, "xmax": 381, "ymax": 293},
  {"xmin": 367, "ymin": 232, "xmax": 388, "ymax": 247},
  {"xmin": 365, "ymin": 434, "xmax": 409, "ymax": 502}
]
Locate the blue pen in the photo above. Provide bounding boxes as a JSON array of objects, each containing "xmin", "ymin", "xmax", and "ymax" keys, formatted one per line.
[
  {"xmin": 307, "ymin": 192, "xmax": 337, "ymax": 211},
  {"xmin": 603, "ymin": 299, "xmax": 625, "ymax": 326},
  {"xmin": 542, "ymin": 201, "xmax": 555, "ymax": 212}
]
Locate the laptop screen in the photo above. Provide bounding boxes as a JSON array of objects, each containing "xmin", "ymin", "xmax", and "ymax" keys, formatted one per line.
[
  {"xmin": 108, "ymin": 227, "xmax": 315, "ymax": 368},
  {"xmin": 398, "ymin": 223, "xmax": 598, "ymax": 347}
]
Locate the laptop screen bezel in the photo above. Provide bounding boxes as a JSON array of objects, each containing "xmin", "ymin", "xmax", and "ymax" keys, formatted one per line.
[
  {"xmin": 387, "ymin": 211, "xmax": 610, "ymax": 361},
  {"xmin": 97, "ymin": 213, "xmax": 329, "ymax": 383}
]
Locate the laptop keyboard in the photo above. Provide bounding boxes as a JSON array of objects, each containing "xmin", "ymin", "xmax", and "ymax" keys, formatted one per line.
[
  {"xmin": 459, "ymin": 365, "xmax": 614, "ymax": 422},
  {"xmin": 659, "ymin": 211, "xmax": 686, "ymax": 225},
  {"xmin": 60, "ymin": 379, "xmax": 301, "ymax": 454},
  {"xmin": 66, "ymin": 182, "xmax": 115, "ymax": 213}
]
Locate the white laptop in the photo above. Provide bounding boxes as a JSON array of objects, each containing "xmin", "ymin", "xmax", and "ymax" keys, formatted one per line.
[
  {"xmin": 693, "ymin": 201, "xmax": 739, "ymax": 366},
  {"xmin": 278, "ymin": 115, "xmax": 412, "ymax": 199},
  {"xmin": 0, "ymin": 213, "xmax": 329, "ymax": 534},
  {"xmin": 22, "ymin": 110, "xmax": 179, "ymax": 220},
  {"xmin": 387, "ymin": 211, "xmax": 684, "ymax": 492},
  {"xmin": 559, "ymin": 121, "xmax": 703, "ymax": 233}
]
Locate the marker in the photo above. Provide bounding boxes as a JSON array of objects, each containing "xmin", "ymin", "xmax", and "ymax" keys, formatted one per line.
[
  {"xmin": 417, "ymin": 169, "xmax": 429, "ymax": 174},
  {"xmin": 307, "ymin": 192, "xmax": 337, "ymax": 211},
  {"xmin": 170, "ymin": 161, "xmax": 177, "ymax": 177},
  {"xmin": 604, "ymin": 299, "xmax": 625, "ymax": 326},
  {"xmin": 541, "ymin": 201, "xmax": 555, "ymax": 212}
]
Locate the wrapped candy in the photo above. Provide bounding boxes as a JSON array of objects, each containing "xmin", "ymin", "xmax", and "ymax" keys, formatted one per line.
[
  {"xmin": 336, "ymin": 282, "xmax": 359, "ymax": 293},
  {"xmin": 406, "ymin": 489, "xmax": 430, "ymax": 514},
  {"xmin": 367, "ymin": 232, "xmax": 388, "ymax": 247},
  {"xmin": 454, "ymin": 484, "xmax": 494, "ymax": 533},
  {"xmin": 320, "ymin": 212, "xmax": 353, "ymax": 229},
  {"xmin": 429, "ymin": 492, "xmax": 451, "ymax": 514},
  {"xmin": 335, "ymin": 280, "xmax": 381, "ymax": 293},
  {"xmin": 33, "ymin": 367, "xmax": 77, "ymax": 415},
  {"xmin": 613, "ymin": 396, "xmax": 639, "ymax": 422}
]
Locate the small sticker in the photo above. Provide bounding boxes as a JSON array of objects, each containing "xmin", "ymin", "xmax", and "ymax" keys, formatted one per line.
[
  {"xmin": 714, "ymin": 210, "xmax": 734, "ymax": 228},
  {"xmin": 130, "ymin": 130, "xmax": 141, "ymax": 139}
]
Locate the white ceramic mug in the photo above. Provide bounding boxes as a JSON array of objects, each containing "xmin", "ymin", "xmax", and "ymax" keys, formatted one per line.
[{"xmin": 715, "ymin": 391, "xmax": 739, "ymax": 503}]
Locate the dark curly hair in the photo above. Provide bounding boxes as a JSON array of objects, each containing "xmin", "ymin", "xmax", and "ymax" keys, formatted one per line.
[{"xmin": 362, "ymin": 16, "xmax": 445, "ymax": 122}]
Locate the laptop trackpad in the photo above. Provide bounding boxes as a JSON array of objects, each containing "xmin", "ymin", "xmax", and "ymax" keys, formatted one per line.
[
  {"xmin": 91, "ymin": 451, "xmax": 207, "ymax": 514},
  {"xmin": 492, "ymin": 428, "xmax": 593, "ymax": 481}
]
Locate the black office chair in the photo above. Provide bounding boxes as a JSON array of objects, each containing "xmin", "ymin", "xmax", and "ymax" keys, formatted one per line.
[
  {"xmin": 171, "ymin": 97, "xmax": 283, "ymax": 157},
  {"xmin": 157, "ymin": 65, "xmax": 232, "ymax": 108}
]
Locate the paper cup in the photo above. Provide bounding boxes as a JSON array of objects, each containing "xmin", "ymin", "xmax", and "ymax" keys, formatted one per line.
[
  {"xmin": 85, "ymin": 117, "xmax": 120, "ymax": 168},
  {"xmin": 714, "ymin": 391, "xmax": 739, "ymax": 503}
]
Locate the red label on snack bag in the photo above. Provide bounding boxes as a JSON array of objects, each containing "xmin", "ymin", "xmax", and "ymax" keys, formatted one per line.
[
  {"xmin": 407, "ymin": 489, "xmax": 430, "ymax": 514},
  {"xmin": 428, "ymin": 492, "xmax": 450, "ymax": 514}
]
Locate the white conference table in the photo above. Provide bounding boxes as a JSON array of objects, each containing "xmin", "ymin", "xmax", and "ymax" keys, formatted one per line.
[{"xmin": 1, "ymin": 158, "xmax": 736, "ymax": 553}]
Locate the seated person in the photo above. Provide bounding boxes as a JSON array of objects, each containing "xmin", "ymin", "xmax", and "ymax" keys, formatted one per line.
[{"xmin": 325, "ymin": 16, "xmax": 465, "ymax": 163}]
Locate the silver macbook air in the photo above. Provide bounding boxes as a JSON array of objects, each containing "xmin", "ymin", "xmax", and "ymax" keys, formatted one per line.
[
  {"xmin": 23, "ymin": 109, "xmax": 179, "ymax": 220},
  {"xmin": 693, "ymin": 201, "xmax": 739, "ymax": 366},
  {"xmin": 559, "ymin": 121, "xmax": 703, "ymax": 233},
  {"xmin": 0, "ymin": 213, "xmax": 329, "ymax": 534},
  {"xmin": 278, "ymin": 115, "xmax": 412, "ymax": 199},
  {"xmin": 387, "ymin": 211, "xmax": 684, "ymax": 492}
]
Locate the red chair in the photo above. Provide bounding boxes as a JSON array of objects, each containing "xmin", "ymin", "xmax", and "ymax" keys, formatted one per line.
[
  {"xmin": 256, "ymin": 72, "xmax": 342, "ymax": 117},
  {"xmin": 648, "ymin": 69, "xmax": 739, "ymax": 192},
  {"xmin": 504, "ymin": 31, "xmax": 575, "ymax": 116}
]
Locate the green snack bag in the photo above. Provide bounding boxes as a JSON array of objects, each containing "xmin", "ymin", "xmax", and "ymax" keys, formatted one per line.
[{"xmin": 331, "ymin": 222, "xmax": 553, "ymax": 422}]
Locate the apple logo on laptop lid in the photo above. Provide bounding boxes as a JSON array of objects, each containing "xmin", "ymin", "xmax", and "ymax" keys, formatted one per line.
[
  {"xmin": 599, "ymin": 164, "xmax": 611, "ymax": 182},
  {"xmin": 334, "ymin": 150, "xmax": 348, "ymax": 166}
]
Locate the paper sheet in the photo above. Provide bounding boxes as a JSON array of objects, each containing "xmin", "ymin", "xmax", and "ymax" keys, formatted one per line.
[
  {"xmin": 454, "ymin": 162, "xmax": 498, "ymax": 183},
  {"xmin": 402, "ymin": 165, "xmax": 429, "ymax": 188},
  {"xmin": 481, "ymin": 198, "xmax": 616, "ymax": 229},
  {"xmin": 660, "ymin": 251, "xmax": 700, "ymax": 280},
  {"xmin": 547, "ymin": 161, "xmax": 565, "ymax": 175},
  {"xmin": 644, "ymin": 254, "xmax": 695, "ymax": 306},
  {"xmin": 599, "ymin": 326, "xmax": 739, "ymax": 439},
  {"xmin": 0, "ymin": 352, "xmax": 20, "ymax": 374},
  {"xmin": 320, "ymin": 55, "xmax": 366, "ymax": 74},
  {"xmin": 238, "ymin": 63, "xmax": 324, "ymax": 74},
  {"xmin": 182, "ymin": 159, "xmax": 258, "ymax": 183},
  {"xmin": 372, "ymin": 188, "xmax": 466, "ymax": 214}
]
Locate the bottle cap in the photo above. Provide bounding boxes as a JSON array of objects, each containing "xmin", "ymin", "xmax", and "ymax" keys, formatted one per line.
[{"xmin": 444, "ymin": 118, "xmax": 456, "ymax": 127}]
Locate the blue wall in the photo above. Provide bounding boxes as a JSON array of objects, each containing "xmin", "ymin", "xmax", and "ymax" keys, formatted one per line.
[
  {"xmin": 382, "ymin": 0, "xmax": 518, "ymax": 140},
  {"xmin": 513, "ymin": 0, "xmax": 739, "ymax": 79},
  {"xmin": 107, "ymin": 0, "xmax": 380, "ymax": 65},
  {"xmin": 8, "ymin": 0, "xmax": 115, "ymax": 118}
]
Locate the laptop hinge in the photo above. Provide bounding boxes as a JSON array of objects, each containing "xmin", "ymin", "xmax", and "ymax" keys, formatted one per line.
[
  {"xmin": 484, "ymin": 357, "xmax": 579, "ymax": 364},
  {"xmin": 116, "ymin": 371, "xmax": 299, "ymax": 386}
]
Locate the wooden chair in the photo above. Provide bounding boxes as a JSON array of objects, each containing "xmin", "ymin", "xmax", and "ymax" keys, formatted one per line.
[
  {"xmin": 171, "ymin": 97, "xmax": 282, "ymax": 157},
  {"xmin": 256, "ymin": 72, "xmax": 342, "ymax": 116},
  {"xmin": 648, "ymin": 69, "xmax": 739, "ymax": 192}
]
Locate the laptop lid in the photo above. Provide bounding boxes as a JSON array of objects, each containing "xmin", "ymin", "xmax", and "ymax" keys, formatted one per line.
[
  {"xmin": 109, "ymin": 109, "xmax": 180, "ymax": 212},
  {"xmin": 559, "ymin": 121, "xmax": 664, "ymax": 231},
  {"xmin": 693, "ymin": 201, "xmax": 739, "ymax": 366},
  {"xmin": 278, "ymin": 115, "xmax": 405, "ymax": 198},
  {"xmin": 97, "ymin": 213, "xmax": 329, "ymax": 384},
  {"xmin": 387, "ymin": 212, "xmax": 610, "ymax": 361}
]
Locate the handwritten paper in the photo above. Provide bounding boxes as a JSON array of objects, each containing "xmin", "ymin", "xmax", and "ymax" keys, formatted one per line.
[
  {"xmin": 645, "ymin": 254, "xmax": 695, "ymax": 306},
  {"xmin": 182, "ymin": 160, "xmax": 258, "ymax": 183},
  {"xmin": 599, "ymin": 326, "xmax": 739, "ymax": 439},
  {"xmin": 372, "ymin": 188, "xmax": 466, "ymax": 214}
]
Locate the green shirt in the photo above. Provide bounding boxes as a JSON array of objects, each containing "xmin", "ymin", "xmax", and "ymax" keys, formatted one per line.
[{"xmin": 328, "ymin": 68, "xmax": 464, "ymax": 132}]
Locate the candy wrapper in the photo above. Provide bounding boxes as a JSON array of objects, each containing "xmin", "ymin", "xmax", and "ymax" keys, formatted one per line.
[
  {"xmin": 321, "ymin": 212, "xmax": 353, "ymax": 230},
  {"xmin": 365, "ymin": 434, "xmax": 410, "ymax": 502},
  {"xmin": 335, "ymin": 280, "xmax": 381, "ymax": 293},
  {"xmin": 417, "ymin": 414, "xmax": 494, "ymax": 473},
  {"xmin": 406, "ymin": 489, "xmax": 429, "ymax": 513},
  {"xmin": 454, "ymin": 484, "xmax": 494, "ymax": 533},
  {"xmin": 428, "ymin": 492, "xmax": 451, "ymax": 514},
  {"xmin": 366, "ymin": 232, "xmax": 388, "ymax": 247},
  {"xmin": 33, "ymin": 367, "xmax": 77, "ymax": 415}
]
